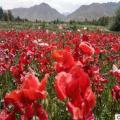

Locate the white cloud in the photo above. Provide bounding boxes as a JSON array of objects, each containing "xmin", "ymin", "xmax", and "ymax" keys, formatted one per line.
[{"xmin": 0, "ymin": 0, "xmax": 120, "ymax": 13}]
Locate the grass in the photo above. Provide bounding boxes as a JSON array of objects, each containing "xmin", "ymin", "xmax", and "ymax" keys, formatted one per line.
[{"xmin": 0, "ymin": 21, "xmax": 108, "ymax": 31}]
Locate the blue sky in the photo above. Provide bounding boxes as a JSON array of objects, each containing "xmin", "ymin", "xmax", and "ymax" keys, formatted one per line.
[{"xmin": 0, "ymin": 0, "xmax": 120, "ymax": 13}]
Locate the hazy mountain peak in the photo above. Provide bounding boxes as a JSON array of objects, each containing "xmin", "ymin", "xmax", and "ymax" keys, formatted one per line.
[
  {"xmin": 67, "ymin": 1, "xmax": 120, "ymax": 21},
  {"xmin": 11, "ymin": 2, "xmax": 64, "ymax": 21},
  {"xmin": 11, "ymin": 1, "xmax": 120, "ymax": 21},
  {"xmin": 40, "ymin": 2, "xmax": 48, "ymax": 6}
]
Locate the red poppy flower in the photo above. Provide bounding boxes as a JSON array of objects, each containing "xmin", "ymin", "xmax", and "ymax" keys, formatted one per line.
[
  {"xmin": 67, "ymin": 102, "xmax": 95, "ymax": 120},
  {"xmin": 52, "ymin": 49, "xmax": 75, "ymax": 72},
  {"xmin": 79, "ymin": 42, "xmax": 94, "ymax": 56},
  {"xmin": 55, "ymin": 72, "xmax": 71, "ymax": 100},
  {"xmin": 2, "ymin": 73, "xmax": 49, "ymax": 119},
  {"xmin": 112, "ymin": 85, "xmax": 120, "ymax": 101},
  {"xmin": 4, "ymin": 90, "xmax": 23, "ymax": 113},
  {"xmin": 5, "ymin": 73, "xmax": 49, "ymax": 108},
  {"xmin": 55, "ymin": 65, "xmax": 96, "ymax": 120}
]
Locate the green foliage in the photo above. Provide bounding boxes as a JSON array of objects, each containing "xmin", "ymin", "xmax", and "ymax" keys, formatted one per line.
[
  {"xmin": 0, "ymin": 7, "xmax": 3, "ymax": 20},
  {"xmin": 3, "ymin": 10, "xmax": 14, "ymax": 21},
  {"xmin": 69, "ymin": 20, "xmax": 76, "ymax": 24},
  {"xmin": 3, "ymin": 12, "xmax": 9, "ymax": 21},
  {"xmin": 41, "ymin": 21, "xmax": 47, "ymax": 29},
  {"xmin": 97, "ymin": 17, "xmax": 109, "ymax": 26},
  {"xmin": 68, "ymin": 21, "xmax": 77, "ymax": 30},
  {"xmin": 1, "ymin": 9, "xmax": 29, "ymax": 22},
  {"xmin": 52, "ymin": 19, "xmax": 64, "ymax": 24},
  {"xmin": 68, "ymin": 17, "xmax": 110, "ymax": 27},
  {"xmin": 15, "ymin": 16, "xmax": 22, "ymax": 22},
  {"xmin": 109, "ymin": 7, "xmax": 120, "ymax": 31},
  {"xmin": 8, "ymin": 10, "xmax": 14, "ymax": 21}
]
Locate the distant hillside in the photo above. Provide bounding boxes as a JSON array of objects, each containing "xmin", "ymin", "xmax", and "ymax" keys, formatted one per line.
[
  {"xmin": 11, "ymin": 3, "xmax": 64, "ymax": 21},
  {"xmin": 11, "ymin": 2, "xmax": 120, "ymax": 21},
  {"xmin": 67, "ymin": 2, "xmax": 120, "ymax": 21}
]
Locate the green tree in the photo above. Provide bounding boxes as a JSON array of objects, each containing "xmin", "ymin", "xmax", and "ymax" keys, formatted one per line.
[
  {"xmin": 0, "ymin": 7, "xmax": 3, "ymax": 20},
  {"xmin": 97, "ymin": 17, "xmax": 109, "ymax": 26},
  {"xmin": 8, "ymin": 10, "xmax": 14, "ymax": 21},
  {"xmin": 109, "ymin": 7, "xmax": 120, "ymax": 31},
  {"xmin": 15, "ymin": 16, "xmax": 22, "ymax": 21},
  {"xmin": 3, "ymin": 12, "xmax": 9, "ymax": 21}
]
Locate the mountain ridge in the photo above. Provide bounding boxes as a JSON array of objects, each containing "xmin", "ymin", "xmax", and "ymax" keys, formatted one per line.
[
  {"xmin": 11, "ymin": 3, "xmax": 64, "ymax": 21},
  {"xmin": 10, "ymin": 1, "xmax": 120, "ymax": 21},
  {"xmin": 67, "ymin": 1, "xmax": 120, "ymax": 21}
]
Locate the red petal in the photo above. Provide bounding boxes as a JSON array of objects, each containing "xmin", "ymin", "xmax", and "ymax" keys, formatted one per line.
[
  {"xmin": 39, "ymin": 74, "xmax": 49, "ymax": 91},
  {"xmin": 55, "ymin": 72, "xmax": 71, "ymax": 100},
  {"xmin": 52, "ymin": 49, "xmax": 75, "ymax": 71},
  {"xmin": 34, "ymin": 103, "xmax": 48, "ymax": 120},
  {"xmin": 5, "ymin": 90, "xmax": 21, "ymax": 104},
  {"xmin": 52, "ymin": 50, "xmax": 63, "ymax": 62},
  {"xmin": 69, "ymin": 66, "xmax": 90, "ymax": 96},
  {"xmin": 67, "ymin": 102, "xmax": 83, "ymax": 120},
  {"xmin": 79, "ymin": 42, "xmax": 94, "ymax": 55},
  {"xmin": 0, "ymin": 110, "xmax": 15, "ymax": 120},
  {"xmin": 24, "ymin": 105, "xmax": 34, "ymax": 119},
  {"xmin": 21, "ymin": 89, "xmax": 36, "ymax": 103},
  {"xmin": 84, "ymin": 87, "xmax": 96, "ymax": 113},
  {"xmin": 22, "ymin": 73, "xmax": 39, "ymax": 89}
]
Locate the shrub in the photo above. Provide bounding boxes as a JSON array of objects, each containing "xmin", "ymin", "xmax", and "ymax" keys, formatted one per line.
[{"xmin": 109, "ymin": 7, "xmax": 120, "ymax": 31}]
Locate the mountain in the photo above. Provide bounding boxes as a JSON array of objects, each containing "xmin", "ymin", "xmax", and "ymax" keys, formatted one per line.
[
  {"xmin": 11, "ymin": 2, "xmax": 120, "ymax": 21},
  {"xmin": 67, "ymin": 2, "xmax": 120, "ymax": 21},
  {"xmin": 11, "ymin": 3, "xmax": 64, "ymax": 21}
]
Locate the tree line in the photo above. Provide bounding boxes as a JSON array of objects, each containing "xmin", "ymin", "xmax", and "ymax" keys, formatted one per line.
[
  {"xmin": 69, "ymin": 16, "xmax": 110, "ymax": 26},
  {"xmin": 0, "ymin": 7, "xmax": 28, "ymax": 22},
  {"xmin": 50, "ymin": 7, "xmax": 120, "ymax": 31}
]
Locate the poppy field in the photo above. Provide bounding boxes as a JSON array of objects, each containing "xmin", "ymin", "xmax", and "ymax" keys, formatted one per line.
[{"xmin": 0, "ymin": 27, "xmax": 120, "ymax": 120}]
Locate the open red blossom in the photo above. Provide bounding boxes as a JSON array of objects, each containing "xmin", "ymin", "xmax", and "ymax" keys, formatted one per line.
[
  {"xmin": 1, "ymin": 73, "xmax": 49, "ymax": 119},
  {"xmin": 55, "ymin": 72, "xmax": 71, "ymax": 100},
  {"xmin": 112, "ymin": 85, "xmax": 120, "ymax": 101},
  {"xmin": 20, "ymin": 73, "xmax": 49, "ymax": 103},
  {"xmin": 55, "ymin": 66, "xmax": 90, "ymax": 100},
  {"xmin": 5, "ymin": 73, "xmax": 49, "ymax": 105},
  {"xmin": 52, "ymin": 49, "xmax": 75, "ymax": 72},
  {"xmin": 79, "ymin": 42, "xmax": 94, "ymax": 56},
  {"xmin": 67, "ymin": 87, "xmax": 95, "ymax": 120},
  {"xmin": 55, "ymin": 65, "xmax": 96, "ymax": 120},
  {"xmin": 68, "ymin": 66, "xmax": 90, "ymax": 98},
  {"xmin": 67, "ymin": 102, "xmax": 95, "ymax": 120},
  {"xmin": 4, "ymin": 90, "xmax": 24, "ymax": 113}
]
